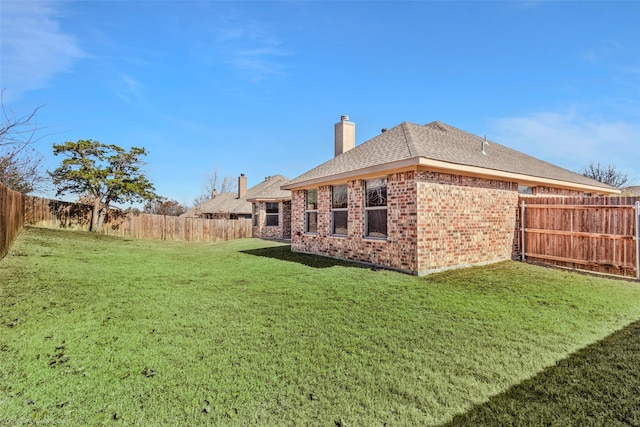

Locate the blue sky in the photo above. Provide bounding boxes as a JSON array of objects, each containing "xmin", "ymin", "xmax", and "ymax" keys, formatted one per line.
[{"xmin": 2, "ymin": 0, "xmax": 639, "ymax": 205}]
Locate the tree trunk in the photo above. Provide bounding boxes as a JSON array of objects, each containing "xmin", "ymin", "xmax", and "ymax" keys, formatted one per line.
[
  {"xmin": 90, "ymin": 199, "xmax": 106, "ymax": 232},
  {"xmin": 90, "ymin": 200, "xmax": 99, "ymax": 232},
  {"xmin": 95, "ymin": 208, "xmax": 107, "ymax": 232}
]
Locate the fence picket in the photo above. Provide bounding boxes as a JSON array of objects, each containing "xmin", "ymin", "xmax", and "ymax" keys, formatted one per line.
[
  {"xmin": 22, "ymin": 196, "xmax": 252, "ymax": 243},
  {"xmin": 519, "ymin": 196, "xmax": 640, "ymax": 280},
  {"xmin": 0, "ymin": 182, "xmax": 25, "ymax": 259},
  {"xmin": 636, "ymin": 201, "xmax": 640, "ymax": 280}
]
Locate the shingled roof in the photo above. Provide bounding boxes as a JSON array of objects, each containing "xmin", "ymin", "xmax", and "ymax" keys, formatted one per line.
[
  {"xmin": 621, "ymin": 186, "xmax": 640, "ymax": 196},
  {"xmin": 282, "ymin": 121, "xmax": 617, "ymax": 193},
  {"xmin": 246, "ymin": 175, "xmax": 291, "ymax": 201},
  {"xmin": 182, "ymin": 174, "xmax": 290, "ymax": 217}
]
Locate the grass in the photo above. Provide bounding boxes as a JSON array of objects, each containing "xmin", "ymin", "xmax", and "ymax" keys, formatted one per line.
[
  {"xmin": 1, "ymin": 226, "xmax": 639, "ymax": 426},
  {"xmin": 444, "ymin": 320, "xmax": 640, "ymax": 426}
]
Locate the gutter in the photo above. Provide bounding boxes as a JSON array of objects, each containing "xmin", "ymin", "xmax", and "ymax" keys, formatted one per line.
[{"xmin": 281, "ymin": 156, "xmax": 620, "ymax": 195}]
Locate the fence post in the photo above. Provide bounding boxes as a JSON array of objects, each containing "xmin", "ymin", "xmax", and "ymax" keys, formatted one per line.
[
  {"xmin": 521, "ymin": 201, "xmax": 526, "ymax": 261},
  {"xmin": 636, "ymin": 201, "xmax": 639, "ymax": 281}
]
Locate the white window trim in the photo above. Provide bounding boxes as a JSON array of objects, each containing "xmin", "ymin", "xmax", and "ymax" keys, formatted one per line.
[
  {"xmin": 331, "ymin": 185, "xmax": 348, "ymax": 237},
  {"xmin": 305, "ymin": 210, "xmax": 318, "ymax": 234},
  {"xmin": 265, "ymin": 202, "xmax": 279, "ymax": 227},
  {"xmin": 364, "ymin": 178, "xmax": 388, "ymax": 239},
  {"xmin": 305, "ymin": 190, "xmax": 318, "ymax": 234},
  {"xmin": 253, "ymin": 203, "xmax": 259, "ymax": 227},
  {"xmin": 331, "ymin": 208, "xmax": 348, "ymax": 236},
  {"xmin": 364, "ymin": 206, "xmax": 387, "ymax": 239}
]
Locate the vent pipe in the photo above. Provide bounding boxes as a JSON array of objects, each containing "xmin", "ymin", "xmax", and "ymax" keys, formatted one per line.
[{"xmin": 481, "ymin": 135, "xmax": 488, "ymax": 155}]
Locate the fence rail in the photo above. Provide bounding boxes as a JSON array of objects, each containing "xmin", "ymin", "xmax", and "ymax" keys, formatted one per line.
[
  {"xmin": 24, "ymin": 196, "xmax": 252, "ymax": 242},
  {"xmin": 519, "ymin": 197, "xmax": 640, "ymax": 280},
  {"xmin": 0, "ymin": 182, "xmax": 25, "ymax": 259}
]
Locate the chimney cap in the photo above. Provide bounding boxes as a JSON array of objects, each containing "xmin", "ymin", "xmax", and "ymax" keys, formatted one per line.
[{"xmin": 340, "ymin": 115, "xmax": 349, "ymax": 121}]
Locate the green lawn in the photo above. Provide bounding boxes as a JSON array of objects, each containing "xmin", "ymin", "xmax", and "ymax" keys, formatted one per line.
[{"xmin": 1, "ymin": 227, "xmax": 639, "ymax": 426}]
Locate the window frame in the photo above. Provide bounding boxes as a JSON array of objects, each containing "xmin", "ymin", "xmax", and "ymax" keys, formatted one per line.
[
  {"xmin": 518, "ymin": 185, "xmax": 534, "ymax": 195},
  {"xmin": 253, "ymin": 202, "xmax": 259, "ymax": 227},
  {"xmin": 331, "ymin": 184, "xmax": 348, "ymax": 236},
  {"xmin": 265, "ymin": 202, "xmax": 279, "ymax": 227},
  {"xmin": 364, "ymin": 178, "xmax": 388, "ymax": 239},
  {"xmin": 305, "ymin": 189, "xmax": 318, "ymax": 234}
]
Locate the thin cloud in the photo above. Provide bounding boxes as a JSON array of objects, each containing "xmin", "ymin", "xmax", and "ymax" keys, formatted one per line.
[
  {"xmin": 116, "ymin": 74, "xmax": 145, "ymax": 107},
  {"xmin": 489, "ymin": 110, "xmax": 640, "ymax": 181},
  {"xmin": 215, "ymin": 18, "xmax": 290, "ymax": 82},
  {"xmin": 0, "ymin": 1, "xmax": 86, "ymax": 101}
]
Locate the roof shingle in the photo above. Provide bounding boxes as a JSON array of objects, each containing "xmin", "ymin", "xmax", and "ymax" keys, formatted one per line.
[
  {"xmin": 182, "ymin": 174, "xmax": 290, "ymax": 217},
  {"xmin": 283, "ymin": 121, "xmax": 615, "ymax": 192}
]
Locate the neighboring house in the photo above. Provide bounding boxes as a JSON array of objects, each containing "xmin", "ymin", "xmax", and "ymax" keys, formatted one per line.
[
  {"xmin": 182, "ymin": 174, "xmax": 289, "ymax": 222},
  {"xmin": 247, "ymin": 175, "xmax": 292, "ymax": 240},
  {"xmin": 281, "ymin": 116, "xmax": 619, "ymax": 275},
  {"xmin": 182, "ymin": 174, "xmax": 252, "ymax": 219},
  {"xmin": 621, "ymin": 186, "xmax": 640, "ymax": 196}
]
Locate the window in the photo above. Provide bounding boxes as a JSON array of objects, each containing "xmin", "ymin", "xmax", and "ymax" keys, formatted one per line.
[
  {"xmin": 331, "ymin": 184, "xmax": 348, "ymax": 235},
  {"xmin": 518, "ymin": 185, "xmax": 534, "ymax": 195},
  {"xmin": 365, "ymin": 178, "xmax": 387, "ymax": 238},
  {"xmin": 265, "ymin": 202, "xmax": 279, "ymax": 226},
  {"xmin": 305, "ymin": 189, "xmax": 318, "ymax": 233},
  {"xmin": 253, "ymin": 203, "xmax": 259, "ymax": 226}
]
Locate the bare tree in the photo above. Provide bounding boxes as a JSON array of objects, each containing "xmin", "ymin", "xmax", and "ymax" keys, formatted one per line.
[
  {"xmin": 581, "ymin": 162, "xmax": 630, "ymax": 189},
  {"xmin": 144, "ymin": 198, "xmax": 187, "ymax": 216},
  {"xmin": 193, "ymin": 168, "xmax": 234, "ymax": 206},
  {"xmin": 0, "ymin": 89, "xmax": 48, "ymax": 193}
]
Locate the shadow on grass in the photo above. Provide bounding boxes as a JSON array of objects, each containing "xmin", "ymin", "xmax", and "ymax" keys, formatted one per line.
[
  {"xmin": 241, "ymin": 245, "xmax": 369, "ymax": 270},
  {"xmin": 442, "ymin": 321, "xmax": 640, "ymax": 426}
]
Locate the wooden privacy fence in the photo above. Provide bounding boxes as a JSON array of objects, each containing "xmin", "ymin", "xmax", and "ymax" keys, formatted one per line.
[
  {"xmin": 101, "ymin": 214, "xmax": 253, "ymax": 242},
  {"xmin": 25, "ymin": 196, "xmax": 252, "ymax": 243},
  {"xmin": 518, "ymin": 196, "xmax": 640, "ymax": 280},
  {"xmin": 25, "ymin": 196, "xmax": 93, "ymax": 231},
  {"xmin": 0, "ymin": 182, "xmax": 25, "ymax": 259}
]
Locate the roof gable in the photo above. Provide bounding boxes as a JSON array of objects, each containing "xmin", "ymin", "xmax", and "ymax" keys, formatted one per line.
[{"xmin": 246, "ymin": 175, "xmax": 291, "ymax": 201}]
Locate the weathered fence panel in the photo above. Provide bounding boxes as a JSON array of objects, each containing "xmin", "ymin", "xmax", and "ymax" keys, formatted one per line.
[
  {"xmin": 25, "ymin": 196, "xmax": 92, "ymax": 231},
  {"xmin": 24, "ymin": 196, "xmax": 252, "ymax": 242},
  {"xmin": 0, "ymin": 182, "xmax": 25, "ymax": 259},
  {"xmin": 518, "ymin": 196, "xmax": 640, "ymax": 280}
]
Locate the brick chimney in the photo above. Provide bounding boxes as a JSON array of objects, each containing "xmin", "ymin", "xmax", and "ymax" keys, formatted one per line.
[
  {"xmin": 237, "ymin": 173, "xmax": 247, "ymax": 199},
  {"xmin": 334, "ymin": 115, "xmax": 355, "ymax": 157},
  {"xmin": 211, "ymin": 188, "xmax": 218, "ymax": 199}
]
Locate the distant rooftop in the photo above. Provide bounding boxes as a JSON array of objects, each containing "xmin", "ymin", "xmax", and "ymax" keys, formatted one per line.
[{"xmin": 182, "ymin": 174, "xmax": 290, "ymax": 217}]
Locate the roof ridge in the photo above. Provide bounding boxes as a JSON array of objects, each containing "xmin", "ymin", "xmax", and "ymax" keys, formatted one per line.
[
  {"xmin": 399, "ymin": 122, "xmax": 414, "ymax": 157},
  {"xmin": 427, "ymin": 121, "xmax": 487, "ymax": 142}
]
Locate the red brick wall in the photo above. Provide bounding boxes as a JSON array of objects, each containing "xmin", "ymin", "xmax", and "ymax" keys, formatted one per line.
[
  {"xmin": 291, "ymin": 173, "xmax": 418, "ymax": 273},
  {"xmin": 252, "ymin": 201, "xmax": 291, "ymax": 239},
  {"xmin": 290, "ymin": 169, "xmax": 591, "ymax": 275},
  {"xmin": 415, "ymin": 171, "xmax": 519, "ymax": 274},
  {"xmin": 532, "ymin": 186, "xmax": 590, "ymax": 197}
]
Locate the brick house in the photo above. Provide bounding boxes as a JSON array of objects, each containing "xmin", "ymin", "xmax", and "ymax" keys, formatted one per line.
[
  {"xmin": 281, "ymin": 116, "xmax": 619, "ymax": 275},
  {"xmin": 182, "ymin": 174, "xmax": 292, "ymax": 239},
  {"xmin": 247, "ymin": 175, "xmax": 292, "ymax": 240},
  {"xmin": 182, "ymin": 174, "xmax": 253, "ymax": 219}
]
